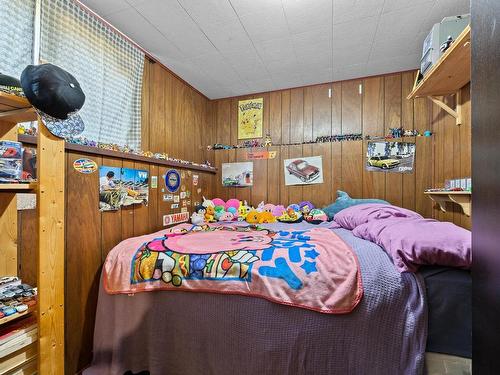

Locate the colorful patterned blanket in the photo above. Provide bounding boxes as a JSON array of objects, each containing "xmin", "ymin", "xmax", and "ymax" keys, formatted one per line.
[{"xmin": 103, "ymin": 224, "xmax": 363, "ymax": 314}]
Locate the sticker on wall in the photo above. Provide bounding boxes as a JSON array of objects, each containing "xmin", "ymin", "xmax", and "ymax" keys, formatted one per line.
[
  {"xmin": 366, "ymin": 142, "xmax": 415, "ymax": 173},
  {"xmin": 163, "ymin": 212, "xmax": 189, "ymax": 226},
  {"xmin": 246, "ymin": 151, "xmax": 277, "ymax": 160},
  {"xmin": 197, "ymin": 188, "xmax": 202, "ymax": 194},
  {"xmin": 186, "ymin": 200, "xmax": 191, "ymax": 206},
  {"xmin": 17, "ymin": 193, "xmax": 36, "ymax": 210},
  {"xmin": 151, "ymin": 175, "xmax": 158, "ymax": 189},
  {"xmin": 181, "ymin": 171, "xmax": 186, "ymax": 179},
  {"xmin": 180, "ymin": 191, "xmax": 187, "ymax": 199},
  {"xmin": 181, "ymin": 207, "xmax": 188, "ymax": 213},
  {"xmin": 173, "ymin": 195, "xmax": 180, "ymax": 203},
  {"xmin": 194, "ymin": 201, "xmax": 200, "ymax": 206},
  {"xmin": 186, "ymin": 191, "xmax": 191, "ymax": 198},
  {"xmin": 181, "ymin": 184, "xmax": 186, "ymax": 192},
  {"xmin": 171, "ymin": 203, "xmax": 179, "ymax": 209},
  {"xmin": 238, "ymin": 98, "xmax": 263, "ymax": 139},
  {"xmin": 222, "ymin": 162, "xmax": 253, "ymax": 187},
  {"xmin": 284, "ymin": 156, "xmax": 324, "ymax": 186},
  {"xmin": 187, "ymin": 170, "xmax": 192, "ymax": 177},
  {"xmin": 182, "ymin": 200, "xmax": 187, "ymax": 207},
  {"xmin": 165, "ymin": 169, "xmax": 181, "ymax": 193},
  {"xmin": 193, "ymin": 174, "xmax": 199, "ymax": 186},
  {"xmin": 163, "ymin": 194, "xmax": 173, "ymax": 201},
  {"xmin": 73, "ymin": 158, "xmax": 97, "ymax": 174}
]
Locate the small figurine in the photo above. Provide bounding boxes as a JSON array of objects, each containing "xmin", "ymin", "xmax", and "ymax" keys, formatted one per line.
[
  {"xmin": 264, "ymin": 134, "xmax": 272, "ymax": 147},
  {"xmin": 424, "ymin": 130, "xmax": 432, "ymax": 137},
  {"xmin": 440, "ymin": 35, "xmax": 454, "ymax": 52}
]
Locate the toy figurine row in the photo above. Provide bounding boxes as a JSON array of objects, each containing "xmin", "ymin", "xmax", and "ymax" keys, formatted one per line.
[
  {"xmin": 190, "ymin": 197, "xmax": 329, "ymax": 225},
  {"xmin": 18, "ymin": 125, "xmax": 215, "ymax": 170}
]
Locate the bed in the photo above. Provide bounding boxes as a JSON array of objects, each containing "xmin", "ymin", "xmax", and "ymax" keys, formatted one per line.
[{"xmin": 84, "ymin": 208, "xmax": 471, "ymax": 375}]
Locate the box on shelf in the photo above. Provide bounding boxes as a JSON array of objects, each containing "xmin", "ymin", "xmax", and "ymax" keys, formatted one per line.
[
  {"xmin": 0, "ymin": 141, "xmax": 23, "ymax": 182},
  {"xmin": 0, "ymin": 141, "xmax": 22, "ymax": 159}
]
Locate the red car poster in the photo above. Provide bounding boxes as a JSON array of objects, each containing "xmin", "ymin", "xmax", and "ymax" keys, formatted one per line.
[{"xmin": 284, "ymin": 156, "xmax": 324, "ymax": 186}]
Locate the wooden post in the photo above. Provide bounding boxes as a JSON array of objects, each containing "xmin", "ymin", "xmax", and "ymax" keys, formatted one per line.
[
  {"xmin": 0, "ymin": 120, "xmax": 18, "ymax": 275},
  {"xmin": 37, "ymin": 121, "xmax": 65, "ymax": 374}
]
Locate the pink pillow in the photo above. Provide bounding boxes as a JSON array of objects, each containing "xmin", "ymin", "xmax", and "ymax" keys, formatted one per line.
[
  {"xmin": 352, "ymin": 218, "xmax": 471, "ymax": 273},
  {"xmin": 334, "ymin": 203, "xmax": 423, "ymax": 230}
]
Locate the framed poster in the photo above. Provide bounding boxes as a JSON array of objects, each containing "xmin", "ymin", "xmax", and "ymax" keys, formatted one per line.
[
  {"xmin": 222, "ymin": 162, "xmax": 253, "ymax": 187},
  {"xmin": 366, "ymin": 142, "xmax": 415, "ymax": 173},
  {"xmin": 238, "ymin": 98, "xmax": 263, "ymax": 139},
  {"xmin": 284, "ymin": 156, "xmax": 324, "ymax": 186}
]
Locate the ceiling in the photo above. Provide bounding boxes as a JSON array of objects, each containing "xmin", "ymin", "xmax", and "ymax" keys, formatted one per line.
[{"xmin": 79, "ymin": 0, "xmax": 470, "ymax": 99}]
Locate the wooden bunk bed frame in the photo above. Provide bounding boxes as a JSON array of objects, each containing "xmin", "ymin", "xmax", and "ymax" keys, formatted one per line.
[{"xmin": 0, "ymin": 92, "xmax": 64, "ymax": 374}]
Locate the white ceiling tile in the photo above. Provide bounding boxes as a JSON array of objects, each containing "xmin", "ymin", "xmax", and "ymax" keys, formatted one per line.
[
  {"xmin": 332, "ymin": 0, "xmax": 384, "ymax": 24},
  {"xmin": 80, "ymin": 0, "xmax": 130, "ymax": 16},
  {"xmin": 382, "ymin": 0, "xmax": 437, "ymax": 14},
  {"xmin": 283, "ymin": 0, "xmax": 332, "ymax": 35},
  {"xmin": 292, "ymin": 26, "xmax": 332, "ymax": 51},
  {"xmin": 178, "ymin": 0, "xmax": 238, "ymax": 25},
  {"xmin": 232, "ymin": 61, "xmax": 271, "ymax": 82},
  {"xmin": 199, "ymin": 20, "xmax": 254, "ymax": 54},
  {"xmin": 238, "ymin": 5, "xmax": 290, "ymax": 42},
  {"xmin": 254, "ymin": 37, "xmax": 296, "ymax": 63},
  {"xmin": 376, "ymin": 4, "xmax": 435, "ymax": 41},
  {"xmin": 228, "ymin": 0, "xmax": 283, "ymax": 16}
]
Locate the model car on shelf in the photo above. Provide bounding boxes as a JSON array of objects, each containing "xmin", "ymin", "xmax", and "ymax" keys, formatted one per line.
[
  {"xmin": 367, "ymin": 156, "xmax": 400, "ymax": 169},
  {"xmin": 286, "ymin": 159, "xmax": 320, "ymax": 182}
]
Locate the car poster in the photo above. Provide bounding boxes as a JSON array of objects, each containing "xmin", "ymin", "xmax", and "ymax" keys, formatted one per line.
[
  {"xmin": 366, "ymin": 141, "xmax": 415, "ymax": 173},
  {"xmin": 238, "ymin": 98, "xmax": 263, "ymax": 139},
  {"xmin": 99, "ymin": 166, "xmax": 149, "ymax": 211},
  {"xmin": 221, "ymin": 162, "xmax": 253, "ymax": 187},
  {"xmin": 284, "ymin": 156, "xmax": 324, "ymax": 186}
]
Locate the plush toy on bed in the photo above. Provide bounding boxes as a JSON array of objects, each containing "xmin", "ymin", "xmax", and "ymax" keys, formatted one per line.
[
  {"xmin": 219, "ymin": 211, "xmax": 235, "ymax": 222},
  {"xmin": 245, "ymin": 210, "xmax": 260, "ymax": 224},
  {"xmin": 212, "ymin": 198, "xmax": 225, "ymax": 207},
  {"xmin": 272, "ymin": 205, "xmax": 286, "ymax": 217},
  {"xmin": 258, "ymin": 211, "xmax": 276, "ymax": 223},
  {"xmin": 255, "ymin": 201, "xmax": 266, "ymax": 212},
  {"xmin": 202, "ymin": 196, "xmax": 215, "ymax": 208},
  {"xmin": 237, "ymin": 201, "xmax": 249, "ymax": 221},
  {"xmin": 305, "ymin": 208, "xmax": 329, "ymax": 224},
  {"xmin": 278, "ymin": 207, "xmax": 303, "ymax": 223},
  {"xmin": 323, "ymin": 190, "xmax": 389, "ymax": 219},
  {"xmin": 191, "ymin": 205, "xmax": 206, "ymax": 225},
  {"xmin": 205, "ymin": 205, "xmax": 216, "ymax": 222},
  {"xmin": 287, "ymin": 203, "xmax": 300, "ymax": 212},
  {"xmin": 299, "ymin": 201, "xmax": 315, "ymax": 220},
  {"xmin": 214, "ymin": 205, "xmax": 225, "ymax": 221},
  {"xmin": 262, "ymin": 203, "xmax": 275, "ymax": 213},
  {"xmin": 225, "ymin": 198, "xmax": 240, "ymax": 211}
]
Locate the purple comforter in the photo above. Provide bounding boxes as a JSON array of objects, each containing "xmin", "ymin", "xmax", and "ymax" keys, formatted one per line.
[{"xmin": 84, "ymin": 224, "xmax": 427, "ymax": 375}]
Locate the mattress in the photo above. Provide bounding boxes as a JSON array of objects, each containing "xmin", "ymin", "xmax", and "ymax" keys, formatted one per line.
[{"xmin": 419, "ymin": 266, "xmax": 471, "ymax": 358}]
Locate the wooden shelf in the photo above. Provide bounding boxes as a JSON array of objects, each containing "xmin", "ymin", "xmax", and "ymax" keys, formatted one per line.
[
  {"xmin": 0, "ymin": 92, "xmax": 37, "ymax": 123},
  {"xmin": 407, "ymin": 25, "xmax": 470, "ymax": 126},
  {"xmin": 0, "ymin": 183, "xmax": 37, "ymax": 192},
  {"xmin": 425, "ymin": 191, "xmax": 471, "ymax": 216},
  {"xmin": 0, "ymin": 308, "xmax": 35, "ymax": 328},
  {"xmin": 408, "ymin": 25, "xmax": 470, "ymax": 99}
]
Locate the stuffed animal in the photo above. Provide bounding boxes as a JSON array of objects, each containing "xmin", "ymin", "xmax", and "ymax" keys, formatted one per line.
[
  {"xmin": 214, "ymin": 205, "xmax": 225, "ymax": 221},
  {"xmin": 205, "ymin": 205, "xmax": 216, "ymax": 222},
  {"xmin": 287, "ymin": 204, "xmax": 300, "ymax": 212},
  {"xmin": 237, "ymin": 201, "xmax": 249, "ymax": 221},
  {"xmin": 245, "ymin": 210, "xmax": 260, "ymax": 224},
  {"xmin": 190, "ymin": 211, "xmax": 205, "ymax": 225},
  {"xmin": 202, "ymin": 196, "xmax": 215, "ymax": 208},
  {"xmin": 299, "ymin": 201, "xmax": 314, "ymax": 216},
  {"xmin": 258, "ymin": 211, "xmax": 276, "ymax": 224},
  {"xmin": 227, "ymin": 206, "xmax": 237, "ymax": 215},
  {"xmin": 256, "ymin": 201, "xmax": 265, "ymax": 212},
  {"xmin": 194, "ymin": 204, "xmax": 206, "ymax": 216},
  {"xmin": 212, "ymin": 198, "xmax": 225, "ymax": 207},
  {"xmin": 219, "ymin": 212, "xmax": 235, "ymax": 222},
  {"xmin": 278, "ymin": 208, "xmax": 303, "ymax": 223},
  {"xmin": 225, "ymin": 198, "xmax": 240, "ymax": 211},
  {"xmin": 272, "ymin": 205, "xmax": 286, "ymax": 217},
  {"xmin": 262, "ymin": 203, "xmax": 275, "ymax": 213},
  {"xmin": 307, "ymin": 208, "xmax": 328, "ymax": 223}
]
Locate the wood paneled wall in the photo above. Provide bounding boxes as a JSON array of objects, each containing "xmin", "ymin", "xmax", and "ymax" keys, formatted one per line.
[
  {"xmin": 141, "ymin": 58, "xmax": 215, "ymax": 165},
  {"xmin": 210, "ymin": 71, "xmax": 471, "ymax": 229}
]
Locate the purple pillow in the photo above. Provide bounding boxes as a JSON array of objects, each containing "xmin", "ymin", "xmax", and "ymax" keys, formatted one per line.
[
  {"xmin": 352, "ymin": 218, "xmax": 471, "ymax": 273},
  {"xmin": 334, "ymin": 203, "xmax": 423, "ymax": 230}
]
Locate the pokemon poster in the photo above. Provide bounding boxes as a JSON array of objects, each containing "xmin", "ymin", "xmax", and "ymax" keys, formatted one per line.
[{"xmin": 238, "ymin": 98, "xmax": 263, "ymax": 139}]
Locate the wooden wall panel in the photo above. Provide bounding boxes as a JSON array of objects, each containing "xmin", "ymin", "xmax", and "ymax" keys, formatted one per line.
[{"xmin": 210, "ymin": 71, "xmax": 470, "ymax": 229}]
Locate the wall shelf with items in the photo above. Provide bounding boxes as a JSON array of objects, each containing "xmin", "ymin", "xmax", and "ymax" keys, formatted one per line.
[
  {"xmin": 407, "ymin": 25, "xmax": 471, "ymax": 126},
  {"xmin": 0, "ymin": 92, "xmax": 65, "ymax": 374},
  {"xmin": 424, "ymin": 191, "xmax": 471, "ymax": 216}
]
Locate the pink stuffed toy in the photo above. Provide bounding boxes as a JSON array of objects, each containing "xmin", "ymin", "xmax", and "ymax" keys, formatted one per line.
[
  {"xmin": 212, "ymin": 198, "xmax": 225, "ymax": 207},
  {"xmin": 219, "ymin": 212, "xmax": 235, "ymax": 222},
  {"xmin": 263, "ymin": 203, "xmax": 275, "ymax": 213},
  {"xmin": 225, "ymin": 198, "xmax": 240, "ymax": 211},
  {"xmin": 272, "ymin": 205, "xmax": 286, "ymax": 217}
]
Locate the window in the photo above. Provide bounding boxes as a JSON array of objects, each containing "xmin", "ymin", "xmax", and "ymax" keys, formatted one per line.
[
  {"xmin": 0, "ymin": 0, "xmax": 35, "ymax": 78},
  {"xmin": 40, "ymin": 0, "xmax": 144, "ymax": 149}
]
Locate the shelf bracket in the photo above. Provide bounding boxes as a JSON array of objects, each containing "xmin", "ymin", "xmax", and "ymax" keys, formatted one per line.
[{"xmin": 428, "ymin": 90, "xmax": 462, "ymax": 126}]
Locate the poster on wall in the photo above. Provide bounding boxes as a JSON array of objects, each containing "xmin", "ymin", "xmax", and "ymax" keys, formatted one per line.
[
  {"xmin": 284, "ymin": 156, "xmax": 324, "ymax": 186},
  {"xmin": 99, "ymin": 166, "xmax": 149, "ymax": 211},
  {"xmin": 366, "ymin": 142, "xmax": 415, "ymax": 173},
  {"xmin": 238, "ymin": 98, "xmax": 263, "ymax": 139},
  {"xmin": 222, "ymin": 162, "xmax": 253, "ymax": 187}
]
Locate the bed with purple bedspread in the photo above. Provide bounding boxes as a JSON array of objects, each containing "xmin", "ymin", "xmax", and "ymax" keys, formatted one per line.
[{"xmin": 84, "ymin": 223, "xmax": 427, "ymax": 375}]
